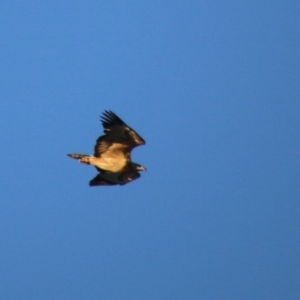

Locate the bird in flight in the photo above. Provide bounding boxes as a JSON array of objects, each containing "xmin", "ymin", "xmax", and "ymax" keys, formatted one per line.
[{"xmin": 68, "ymin": 110, "xmax": 146, "ymax": 186}]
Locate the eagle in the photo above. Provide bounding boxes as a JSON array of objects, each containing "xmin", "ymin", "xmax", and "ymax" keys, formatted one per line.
[{"xmin": 68, "ymin": 110, "xmax": 146, "ymax": 186}]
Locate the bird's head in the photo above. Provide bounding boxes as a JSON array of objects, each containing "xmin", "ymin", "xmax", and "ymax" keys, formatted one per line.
[{"xmin": 130, "ymin": 162, "xmax": 147, "ymax": 171}]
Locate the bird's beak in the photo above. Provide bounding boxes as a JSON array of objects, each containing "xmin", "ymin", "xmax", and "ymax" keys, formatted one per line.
[{"xmin": 139, "ymin": 166, "xmax": 147, "ymax": 171}]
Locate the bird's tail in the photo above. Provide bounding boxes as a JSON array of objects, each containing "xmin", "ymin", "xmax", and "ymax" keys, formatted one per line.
[{"xmin": 67, "ymin": 153, "xmax": 91, "ymax": 164}]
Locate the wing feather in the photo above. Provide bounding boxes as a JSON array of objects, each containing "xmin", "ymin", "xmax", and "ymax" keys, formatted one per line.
[
  {"xmin": 89, "ymin": 170, "xmax": 141, "ymax": 186},
  {"xmin": 100, "ymin": 110, "xmax": 145, "ymax": 146},
  {"xmin": 94, "ymin": 135, "xmax": 131, "ymax": 158}
]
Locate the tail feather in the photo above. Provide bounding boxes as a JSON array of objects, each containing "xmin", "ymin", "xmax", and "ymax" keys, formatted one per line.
[{"xmin": 67, "ymin": 153, "xmax": 91, "ymax": 164}]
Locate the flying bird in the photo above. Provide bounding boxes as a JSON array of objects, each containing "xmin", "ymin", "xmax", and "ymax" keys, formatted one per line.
[{"xmin": 68, "ymin": 110, "xmax": 146, "ymax": 186}]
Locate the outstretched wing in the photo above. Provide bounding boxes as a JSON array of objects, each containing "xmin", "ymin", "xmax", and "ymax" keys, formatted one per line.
[
  {"xmin": 89, "ymin": 170, "xmax": 141, "ymax": 186},
  {"xmin": 94, "ymin": 110, "xmax": 145, "ymax": 158},
  {"xmin": 101, "ymin": 110, "xmax": 145, "ymax": 146}
]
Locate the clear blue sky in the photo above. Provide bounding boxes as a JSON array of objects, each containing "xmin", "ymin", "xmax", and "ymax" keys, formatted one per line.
[{"xmin": 1, "ymin": 1, "xmax": 299, "ymax": 299}]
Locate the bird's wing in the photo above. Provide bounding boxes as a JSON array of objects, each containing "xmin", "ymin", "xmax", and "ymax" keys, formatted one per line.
[
  {"xmin": 118, "ymin": 170, "xmax": 141, "ymax": 185},
  {"xmin": 89, "ymin": 170, "xmax": 141, "ymax": 186},
  {"xmin": 89, "ymin": 178, "xmax": 118, "ymax": 186},
  {"xmin": 100, "ymin": 110, "xmax": 145, "ymax": 146}
]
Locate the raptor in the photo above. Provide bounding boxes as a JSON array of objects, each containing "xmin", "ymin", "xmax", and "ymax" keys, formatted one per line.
[{"xmin": 68, "ymin": 110, "xmax": 146, "ymax": 186}]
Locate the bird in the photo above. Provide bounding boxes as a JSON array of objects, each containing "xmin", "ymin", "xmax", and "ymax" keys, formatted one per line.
[{"xmin": 67, "ymin": 110, "xmax": 146, "ymax": 186}]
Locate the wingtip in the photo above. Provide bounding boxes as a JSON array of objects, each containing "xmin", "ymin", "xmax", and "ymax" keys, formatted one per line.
[{"xmin": 100, "ymin": 110, "xmax": 124, "ymax": 127}]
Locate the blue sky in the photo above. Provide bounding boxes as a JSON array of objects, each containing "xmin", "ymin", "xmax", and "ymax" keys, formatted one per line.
[{"xmin": 0, "ymin": 1, "xmax": 299, "ymax": 299}]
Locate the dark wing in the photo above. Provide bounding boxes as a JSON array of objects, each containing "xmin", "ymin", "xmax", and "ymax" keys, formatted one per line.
[
  {"xmin": 94, "ymin": 135, "xmax": 131, "ymax": 158},
  {"xmin": 89, "ymin": 176, "xmax": 118, "ymax": 186},
  {"xmin": 118, "ymin": 171, "xmax": 141, "ymax": 184},
  {"xmin": 89, "ymin": 170, "xmax": 141, "ymax": 186},
  {"xmin": 101, "ymin": 110, "xmax": 145, "ymax": 146}
]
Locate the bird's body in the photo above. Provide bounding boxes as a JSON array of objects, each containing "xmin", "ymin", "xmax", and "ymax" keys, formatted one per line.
[{"xmin": 67, "ymin": 110, "xmax": 146, "ymax": 186}]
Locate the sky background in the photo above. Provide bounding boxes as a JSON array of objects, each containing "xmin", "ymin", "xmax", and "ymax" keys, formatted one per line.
[{"xmin": 1, "ymin": 1, "xmax": 300, "ymax": 299}]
